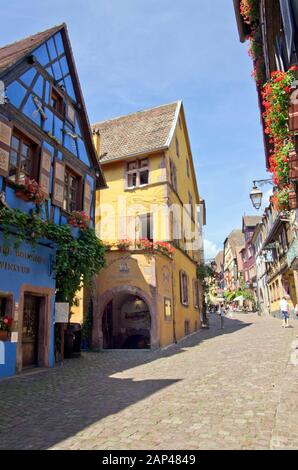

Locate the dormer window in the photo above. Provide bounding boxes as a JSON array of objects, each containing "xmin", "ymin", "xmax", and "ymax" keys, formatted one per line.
[
  {"xmin": 126, "ymin": 158, "xmax": 149, "ymax": 188},
  {"xmin": 51, "ymin": 86, "xmax": 64, "ymax": 116}
]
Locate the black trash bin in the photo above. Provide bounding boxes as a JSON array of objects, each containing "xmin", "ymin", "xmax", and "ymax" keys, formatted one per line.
[{"xmin": 64, "ymin": 323, "xmax": 82, "ymax": 358}]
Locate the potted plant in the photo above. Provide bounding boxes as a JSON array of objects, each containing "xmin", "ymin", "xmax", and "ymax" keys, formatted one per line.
[
  {"xmin": 102, "ymin": 241, "xmax": 113, "ymax": 251},
  {"xmin": 116, "ymin": 239, "xmax": 132, "ymax": 251},
  {"xmin": 68, "ymin": 211, "xmax": 90, "ymax": 231},
  {"xmin": 0, "ymin": 316, "xmax": 13, "ymax": 341}
]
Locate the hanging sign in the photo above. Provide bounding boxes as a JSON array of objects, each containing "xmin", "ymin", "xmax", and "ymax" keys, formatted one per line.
[{"xmin": 55, "ymin": 303, "xmax": 69, "ymax": 323}]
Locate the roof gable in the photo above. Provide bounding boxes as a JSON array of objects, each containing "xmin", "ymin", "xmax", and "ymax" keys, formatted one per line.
[
  {"xmin": 0, "ymin": 25, "xmax": 63, "ymax": 75},
  {"xmin": 0, "ymin": 24, "xmax": 106, "ymax": 188},
  {"xmin": 92, "ymin": 101, "xmax": 181, "ymax": 163}
]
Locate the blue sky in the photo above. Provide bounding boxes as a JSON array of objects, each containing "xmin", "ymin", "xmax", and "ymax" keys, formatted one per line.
[{"xmin": 0, "ymin": 0, "xmax": 269, "ymax": 258}]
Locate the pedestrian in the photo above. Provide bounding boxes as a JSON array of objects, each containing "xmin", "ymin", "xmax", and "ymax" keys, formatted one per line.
[
  {"xmin": 295, "ymin": 304, "xmax": 298, "ymax": 318},
  {"xmin": 219, "ymin": 303, "xmax": 225, "ymax": 329},
  {"xmin": 280, "ymin": 296, "xmax": 290, "ymax": 328}
]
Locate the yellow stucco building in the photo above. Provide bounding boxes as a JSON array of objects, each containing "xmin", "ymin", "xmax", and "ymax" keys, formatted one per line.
[{"xmin": 91, "ymin": 101, "xmax": 206, "ymax": 349}]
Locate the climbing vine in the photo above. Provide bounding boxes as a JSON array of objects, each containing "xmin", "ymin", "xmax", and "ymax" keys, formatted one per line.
[{"xmin": 0, "ymin": 206, "xmax": 106, "ymax": 306}]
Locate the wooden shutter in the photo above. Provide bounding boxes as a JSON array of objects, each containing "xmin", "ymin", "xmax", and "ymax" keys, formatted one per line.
[
  {"xmin": 83, "ymin": 180, "xmax": 92, "ymax": 217},
  {"xmin": 180, "ymin": 271, "xmax": 183, "ymax": 304},
  {"xmin": 0, "ymin": 118, "xmax": 12, "ymax": 178},
  {"xmin": 39, "ymin": 148, "xmax": 52, "ymax": 197},
  {"xmin": 52, "ymin": 159, "xmax": 65, "ymax": 208}
]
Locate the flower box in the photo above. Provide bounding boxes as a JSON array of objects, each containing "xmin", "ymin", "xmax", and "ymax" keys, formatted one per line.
[
  {"xmin": 289, "ymin": 149, "xmax": 298, "ymax": 179},
  {"xmin": 0, "ymin": 330, "xmax": 10, "ymax": 341},
  {"xmin": 289, "ymin": 191, "xmax": 298, "ymax": 209},
  {"xmin": 68, "ymin": 211, "xmax": 90, "ymax": 230}
]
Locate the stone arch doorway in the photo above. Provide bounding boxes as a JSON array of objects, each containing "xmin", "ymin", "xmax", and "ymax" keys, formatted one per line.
[{"xmin": 102, "ymin": 294, "xmax": 151, "ymax": 349}]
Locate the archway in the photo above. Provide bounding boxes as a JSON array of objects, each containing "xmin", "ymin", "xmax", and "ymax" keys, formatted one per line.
[{"xmin": 102, "ymin": 293, "xmax": 151, "ymax": 349}]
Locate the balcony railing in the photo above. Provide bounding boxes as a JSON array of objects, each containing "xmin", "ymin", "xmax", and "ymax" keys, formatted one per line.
[{"xmin": 287, "ymin": 237, "xmax": 298, "ymax": 269}]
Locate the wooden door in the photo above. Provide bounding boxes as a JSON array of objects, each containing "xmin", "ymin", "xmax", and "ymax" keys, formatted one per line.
[
  {"xmin": 102, "ymin": 301, "xmax": 113, "ymax": 349},
  {"xmin": 22, "ymin": 295, "xmax": 41, "ymax": 368}
]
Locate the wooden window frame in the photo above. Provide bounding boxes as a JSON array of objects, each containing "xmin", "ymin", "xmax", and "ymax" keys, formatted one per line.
[
  {"xmin": 8, "ymin": 130, "xmax": 39, "ymax": 184},
  {"xmin": 50, "ymin": 85, "xmax": 65, "ymax": 119},
  {"xmin": 126, "ymin": 158, "xmax": 149, "ymax": 189},
  {"xmin": 0, "ymin": 293, "xmax": 13, "ymax": 319},
  {"xmin": 193, "ymin": 279, "xmax": 199, "ymax": 309},
  {"xmin": 180, "ymin": 270, "xmax": 189, "ymax": 306},
  {"xmin": 175, "ymin": 137, "xmax": 180, "ymax": 158},
  {"xmin": 186, "ymin": 159, "xmax": 190, "ymax": 178},
  {"xmin": 170, "ymin": 159, "xmax": 178, "ymax": 192},
  {"xmin": 62, "ymin": 165, "xmax": 83, "ymax": 214},
  {"xmin": 164, "ymin": 297, "xmax": 172, "ymax": 321}
]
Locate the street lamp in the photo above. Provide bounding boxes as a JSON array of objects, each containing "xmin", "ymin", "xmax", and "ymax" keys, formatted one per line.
[{"xmin": 249, "ymin": 179, "xmax": 273, "ymax": 210}]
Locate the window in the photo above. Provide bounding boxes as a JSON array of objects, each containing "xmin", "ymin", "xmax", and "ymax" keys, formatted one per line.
[
  {"xmin": 175, "ymin": 137, "xmax": 179, "ymax": 158},
  {"xmin": 126, "ymin": 158, "xmax": 149, "ymax": 188},
  {"xmin": 9, "ymin": 133, "xmax": 36, "ymax": 183},
  {"xmin": 63, "ymin": 168, "xmax": 81, "ymax": 212},
  {"xmin": 164, "ymin": 298, "xmax": 172, "ymax": 320},
  {"xmin": 186, "ymin": 159, "xmax": 190, "ymax": 178},
  {"xmin": 193, "ymin": 279, "xmax": 199, "ymax": 308},
  {"xmin": 184, "ymin": 320, "xmax": 190, "ymax": 336},
  {"xmin": 180, "ymin": 271, "xmax": 189, "ymax": 306},
  {"xmin": 170, "ymin": 160, "xmax": 177, "ymax": 192},
  {"xmin": 51, "ymin": 86, "xmax": 64, "ymax": 116},
  {"xmin": 248, "ymin": 245, "xmax": 254, "ymax": 258},
  {"xmin": 188, "ymin": 192, "xmax": 194, "ymax": 220},
  {"xmin": 0, "ymin": 297, "xmax": 7, "ymax": 318},
  {"xmin": 138, "ymin": 213, "xmax": 154, "ymax": 241},
  {"xmin": 0, "ymin": 295, "xmax": 12, "ymax": 321}
]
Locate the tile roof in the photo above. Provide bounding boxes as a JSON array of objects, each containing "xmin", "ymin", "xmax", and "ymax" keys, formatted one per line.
[
  {"xmin": 243, "ymin": 215, "xmax": 262, "ymax": 228},
  {"xmin": 0, "ymin": 24, "xmax": 64, "ymax": 75},
  {"xmin": 225, "ymin": 229, "xmax": 245, "ymax": 257},
  {"xmin": 92, "ymin": 101, "xmax": 180, "ymax": 163}
]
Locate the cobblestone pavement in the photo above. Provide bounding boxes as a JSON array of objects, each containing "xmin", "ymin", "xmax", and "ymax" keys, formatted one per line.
[{"xmin": 1, "ymin": 313, "xmax": 298, "ymax": 450}]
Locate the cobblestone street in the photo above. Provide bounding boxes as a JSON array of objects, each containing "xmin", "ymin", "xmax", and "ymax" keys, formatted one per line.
[{"xmin": 1, "ymin": 313, "xmax": 298, "ymax": 450}]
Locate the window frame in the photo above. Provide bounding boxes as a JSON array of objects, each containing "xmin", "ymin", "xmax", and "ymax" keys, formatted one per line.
[
  {"xmin": 164, "ymin": 297, "xmax": 172, "ymax": 321},
  {"xmin": 62, "ymin": 165, "xmax": 83, "ymax": 214},
  {"xmin": 50, "ymin": 85, "xmax": 65, "ymax": 118},
  {"xmin": 180, "ymin": 270, "xmax": 189, "ymax": 306},
  {"xmin": 8, "ymin": 130, "xmax": 39, "ymax": 184},
  {"xmin": 170, "ymin": 159, "xmax": 178, "ymax": 192},
  {"xmin": 126, "ymin": 158, "xmax": 149, "ymax": 189}
]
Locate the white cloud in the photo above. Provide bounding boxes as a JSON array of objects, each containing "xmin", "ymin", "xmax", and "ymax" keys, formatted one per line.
[{"xmin": 204, "ymin": 239, "xmax": 221, "ymax": 260}]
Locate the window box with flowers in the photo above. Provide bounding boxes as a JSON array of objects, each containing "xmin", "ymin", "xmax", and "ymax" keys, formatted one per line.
[
  {"xmin": 0, "ymin": 316, "xmax": 13, "ymax": 341},
  {"xmin": 154, "ymin": 241, "xmax": 175, "ymax": 259},
  {"xmin": 116, "ymin": 239, "xmax": 133, "ymax": 251},
  {"xmin": 136, "ymin": 238, "xmax": 154, "ymax": 252},
  {"xmin": 14, "ymin": 177, "xmax": 47, "ymax": 205},
  {"xmin": 68, "ymin": 211, "xmax": 90, "ymax": 231}
]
